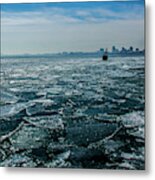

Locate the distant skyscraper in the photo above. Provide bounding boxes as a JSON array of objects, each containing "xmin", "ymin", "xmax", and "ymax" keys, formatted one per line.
[
  {"xmin": 112, "ymin": 46, "xmax": 119, "ymax": 53},
  {"xmin": 100, "ymin": 48, "xmax": 104, "ymax": 52},
  {"xmin": 112, "ymin": 46, "xmax": 116, "ymax": 53},
  {"xmin": 129, "ymin": 46, "xmax": 133, "ymax": 52},
  {"xmin": 121, "ymin": 47, "xmax": 127, "ymax": 53}
]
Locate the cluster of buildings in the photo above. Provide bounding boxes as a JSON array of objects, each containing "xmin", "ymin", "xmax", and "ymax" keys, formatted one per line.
[
  {"xmin": 99, "ymin": 46, "xmax": 145, "ymax": 55},
  {"xmin": 2, "ymin": 45, "xmax": 145, "ymax": 59}
]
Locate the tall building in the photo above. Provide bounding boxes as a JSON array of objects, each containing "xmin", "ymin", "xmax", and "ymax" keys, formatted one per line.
[
  {"xmin": 100, "ymin": 48, "xmax": 104, "ymax": 52},
  {"xmin": 121, "ymin": 47, "xmax": 127, "ymax": 53},
  {"xmin": 129, "ymin": 46, "xmax": 133, "ymax": 52},
  {"xmin": 112, "ymin": 46, "xmax": 119, "ymax": 53},
  {"xmin": 112, "ymin": 46, "xmax": 116, "ymax": 53}
]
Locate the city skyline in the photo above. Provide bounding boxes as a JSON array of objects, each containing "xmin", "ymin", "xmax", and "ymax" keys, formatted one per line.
[
  {"xmin": 1, "ymin": 45, "xmax": 145, "ymax": 58},
  {"xmin": 1, "ymin": 1, "xmax": 144, "ymax": 55}
]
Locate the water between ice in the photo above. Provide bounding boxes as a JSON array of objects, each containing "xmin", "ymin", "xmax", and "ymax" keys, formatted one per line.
[{"xmin": 0, "ymin": 56, "xmax": 145, "ymax": 169}]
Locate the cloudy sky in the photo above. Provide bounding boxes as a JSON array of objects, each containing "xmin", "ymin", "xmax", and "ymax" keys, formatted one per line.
[{"xmin": 1, "ymin": 0, "xmax": 144, "ymax": 55}]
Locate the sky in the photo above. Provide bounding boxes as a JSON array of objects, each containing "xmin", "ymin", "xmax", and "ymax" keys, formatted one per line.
[{"xmin": 1, "ymin": 0, "xmax": 145, "ymax": 55}]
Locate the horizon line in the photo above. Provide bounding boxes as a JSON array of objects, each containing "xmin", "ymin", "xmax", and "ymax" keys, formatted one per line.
[{"xmin": 1, "ymin": 48, "xmax": 145, "ymax": 57}]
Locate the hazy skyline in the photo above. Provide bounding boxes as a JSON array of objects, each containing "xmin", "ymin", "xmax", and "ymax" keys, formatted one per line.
[{"xmin": 1, "ymin": 1, "xmax": 144, "ymax": 55}]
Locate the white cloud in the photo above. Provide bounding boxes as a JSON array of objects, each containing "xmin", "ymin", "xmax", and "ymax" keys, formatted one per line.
[
  {"xmin": 1, "ymin": 5, "xmax": 144, "ymax": 55},
  {"xmin": 1, "ymin": 3, "xmax": 144, "ymax": 27}
]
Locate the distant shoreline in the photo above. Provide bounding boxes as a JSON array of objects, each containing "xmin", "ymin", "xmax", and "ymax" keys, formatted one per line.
[{"xmin": 1, "ymin": 51, "xmax": 145, "ymax": 59}]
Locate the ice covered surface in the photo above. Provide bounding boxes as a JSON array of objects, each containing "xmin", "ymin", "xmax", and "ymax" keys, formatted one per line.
[{"xmin": 0, "ymin": 56, "xmax": 145, "ymax": 169}]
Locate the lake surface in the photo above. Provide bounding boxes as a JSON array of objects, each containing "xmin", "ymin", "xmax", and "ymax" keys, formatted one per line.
[{"xmin": 0, "ymin": 56, "xmax": 145, "ymax": 169}]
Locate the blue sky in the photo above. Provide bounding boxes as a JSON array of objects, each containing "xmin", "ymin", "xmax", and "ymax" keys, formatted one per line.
[{"xmin": 1, "ymin": 1, "xmax": 144, "ymax": 55}]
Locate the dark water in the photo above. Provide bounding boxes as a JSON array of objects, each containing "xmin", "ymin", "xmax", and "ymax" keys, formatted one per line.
[{"xmin": 0, "ymin": 56, "xmax": 145, "ymax": 169}]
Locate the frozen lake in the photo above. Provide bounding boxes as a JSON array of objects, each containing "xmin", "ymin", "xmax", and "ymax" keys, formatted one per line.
[{"xmin": 0, "ymin": 56, "xmax": 145, "ymax": 169}]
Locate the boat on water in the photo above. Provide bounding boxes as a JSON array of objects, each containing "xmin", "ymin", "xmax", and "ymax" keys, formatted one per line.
[
  {"xmin": 102, "ymin": 54, "xmax": 108, "ymax": 61},
  {"xmin": 102, "ymin": 49, "xmax": 108, "ymax": 61}
]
